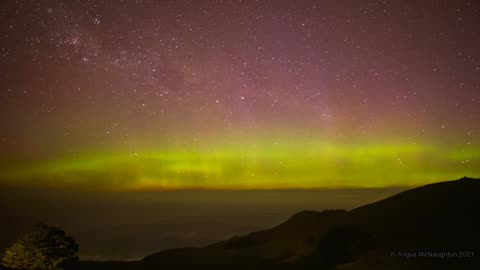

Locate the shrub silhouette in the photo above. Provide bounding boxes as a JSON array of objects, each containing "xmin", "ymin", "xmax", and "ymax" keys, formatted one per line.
[{"xmin": 1, "ymin": 223, "xmax": 78, "ymax": 270}]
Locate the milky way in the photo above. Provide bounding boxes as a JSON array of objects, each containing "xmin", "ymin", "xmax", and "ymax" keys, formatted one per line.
[{"xmin": 1, "ymin": 0, "xmax": 479, "ymax": 189}]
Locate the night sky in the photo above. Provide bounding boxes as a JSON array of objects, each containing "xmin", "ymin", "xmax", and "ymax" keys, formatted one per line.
[{"xmin": 1, "ymin": 0, "xmax": 479, "ymax": 189}]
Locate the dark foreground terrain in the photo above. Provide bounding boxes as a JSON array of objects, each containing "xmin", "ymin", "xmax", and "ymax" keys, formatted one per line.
[
  {"xmin": 4, "ymin": 177, "xmax": 479, "ymax": 270},
  {"xmin": 0, "ymin": 187, "xmax": 405, "ymax": 260}
]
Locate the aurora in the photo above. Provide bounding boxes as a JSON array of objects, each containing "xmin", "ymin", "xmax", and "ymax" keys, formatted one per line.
[
  {"xmin": 2, "ymin": 139, "xmax": 478, "ymax": 190},
  {"xmin": 1, "ymin": 0, "xmax": 480, "ymax": 264},
  {"xmin": 0, "ymin": 0, "xmax": 479, "ymax": 192}
]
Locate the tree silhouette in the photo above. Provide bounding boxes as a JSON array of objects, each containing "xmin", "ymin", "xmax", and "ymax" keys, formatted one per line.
[{"xmin": 1, "ymin": 223, "xmax": 78, "ymax": 270}]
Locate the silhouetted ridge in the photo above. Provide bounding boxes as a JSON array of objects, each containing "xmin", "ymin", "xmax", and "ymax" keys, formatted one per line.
[{"xmin": 73, "ymin": 177, "xmax": 480, "ymax": 270}]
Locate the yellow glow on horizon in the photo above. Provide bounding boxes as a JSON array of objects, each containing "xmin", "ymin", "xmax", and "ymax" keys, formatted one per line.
[{"xmin": 1, "ymin": 140, "xmax": 478, "ymax": 190}]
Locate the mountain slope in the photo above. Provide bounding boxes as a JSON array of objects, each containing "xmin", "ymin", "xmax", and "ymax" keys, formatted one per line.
[{"xmin": 75, "ymin": 177, "xmax": 480, "ymax": 270}]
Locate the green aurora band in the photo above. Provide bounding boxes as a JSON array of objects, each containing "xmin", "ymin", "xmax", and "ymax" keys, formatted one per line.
[{"xmin": 1, "ymin": 139, "xmax": 478, "ymax": 190}]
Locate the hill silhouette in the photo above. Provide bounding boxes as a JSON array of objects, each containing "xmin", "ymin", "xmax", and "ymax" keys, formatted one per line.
[{"xmin": 74, "ymin": 177, "xmax": 479, "ymax": 270}]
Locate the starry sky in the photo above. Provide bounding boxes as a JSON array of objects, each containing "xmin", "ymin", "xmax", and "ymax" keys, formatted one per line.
[{"xmin": 0, "ymin": 0, "xmax": 479, "ymax": 190}]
